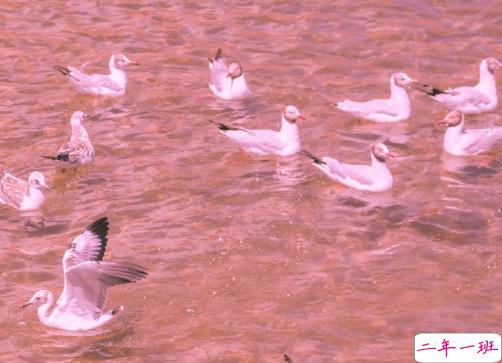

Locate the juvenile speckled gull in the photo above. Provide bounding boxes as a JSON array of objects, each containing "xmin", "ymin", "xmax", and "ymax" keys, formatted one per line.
[
  {"xmin": 336, "ymin": 72, "xmax": 415, "ymax": 122},
  {"xmin": 22, "ymin": 217, "xmax": 148, "ymax": 331},
  {"xmin": 437, "ymin": 110, "xmax": 502, "ymax": 156},
  {"xmin": 0, "ymin": 171, "xmax": 50, "ymax": 211},
  {"xmin": 209, "ymin": 105, "xmax": 305, "ymax": 156},
  {"xmin": 414, "ymin": 58, "xmax": 501, "ymax": 114},
  {"xmin": 42, "ymin": 111, "xmax": 94, "ymax": 166},
  {"xmin": 300, "ymin": 143, "xmax": 395, "ymax": 192},
  {"xmin": 55, "ymin": 53, "xmax": 139, "ymax": 97},
  {"xmin": 208, "ymin": 48, "xmax": 251, "ymax": 100}
]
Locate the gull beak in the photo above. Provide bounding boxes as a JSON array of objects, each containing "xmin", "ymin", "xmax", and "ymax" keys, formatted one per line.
[
  {"xmin": 386, "ymin": 152, "xmax": 396, "ymax": 159},
  {"xmin": 44, "ymin": 184, "xmax": 53, "ymax": 191},
  {"xmin": 20, "ymin": 302, "xmax": 32, "ymax": 309},
  {"xmin": 126, "ymin": 58, "xmax": 139, "ymax": 66},
  {"xmin": 436, "ymin": 117, "xmax": 448, "ymax": 126},
  {"xmin": 226, "ymin": 72, "xmax": 232, "ymax": 78},
  {"xmin": 297, "ymin": 114, "xmax": 306, "ymax": 121}
]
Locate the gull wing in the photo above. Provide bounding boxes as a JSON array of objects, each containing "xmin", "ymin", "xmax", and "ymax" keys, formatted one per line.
[
  {"xmin": 338, "ymin": 99, "xmax": 397, "ymax": 117},
  {"xmin": 225, "ymin": 128, "xmax": 285, "ymax": 154},
  {"xmin": 461, "ymin": 127, "xmax": 502, "ymax": 154},
  {"xmin": 62, "ymin": 217, "xmax": 109, "ymax": 271},
  {"xmin": 67, "ymin": 67, "xmax": 123, "ymax": 92},
  {"xmin": 324, "ymin": 158, "xmax": 376, "ymax": 186},
  {"xmin": 56, "ymin": 261, "xmax": 148, "ymax": 320},
  {"xmin": 56, "ymin": 140, "xmax": 94, "ymax": 164},
  {"xmin": 0, "ymin": 173, "xmax": 27, "ymax": 207},
  {"xmin": 209, "ymin": 59, "xmax": 230, "ymax": 93},
  {"xmin": 436, "ymin": 86, "xmax": 491, "ymax": 107}
]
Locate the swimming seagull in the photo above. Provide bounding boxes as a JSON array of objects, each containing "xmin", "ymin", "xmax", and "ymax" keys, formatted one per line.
[
  {"xmin": 209, "ymin": 105, "xmax": 305, "ymax": 156},
  {"xmin": 336, "ymin": 72, "xmax": 415, "ymax": 122},
  {"xmin": 22, "ymin": 217, "xmax": 148, "ymax": 331},
  {"xmin": 55, "ymin": 53, "xmax": 139, "ymax": 97},
  {"xmin": 0, "ymin": 171, "xmax": 50, "ymax": 211},
  {"xmin": 208, "ymin": 48, "xmax": 251, "ymax": 100},
  {"xmin": 437, "ymin": 110, "xmax": 502, "ymax": 156},
  {"xmin": 300, "ymin": 143, "xmax": 395, "ymax": 192},
  {"xmin": 414, "ymin": 58, "xmax": 501, "ymax": 114},
  {"xmin": 42, "ymin": 111, "xmax": 94, "ymax": 166}
]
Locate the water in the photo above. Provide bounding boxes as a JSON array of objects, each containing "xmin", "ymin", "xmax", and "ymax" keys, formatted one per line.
[{"xmin": 1, "ymin": 1, "xmax": 501, "ymax": 361}]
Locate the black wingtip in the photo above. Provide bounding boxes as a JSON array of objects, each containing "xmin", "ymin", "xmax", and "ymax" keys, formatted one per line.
[
  {"xmin": 54, "ymin": 65, "xmax": 70, "ymax": 76},
  {"xmin": 284, "ymin": 354, "xmax": 293, "ymax": 363},
  {"xmin": 86, "ymin": 217, "xmax": 109, "ymax": 260},
  {"xmin": 429, "ymin": 86, "xmax": 445, "ymax": 96},
  {"xmin": 42, "ymin": 153, "xmax": 70, "ymax": 162},
  {"xmin": 208, "ymin": 119, "xmax": 232, "ymax": 132},
  {"xmin": 41, "ymin": 155, "xmax": 57, "ymax": 160},
  {"xmin": 215, "ymin": 48, "xmax": 223, "ymax": 60},
  {"xmin": 415, "ymin": 83, "xmax": 446, "ymax": 96},
  {"xmin": 298, "ymin": 150, "xmax": 325, "ymax": 165}
]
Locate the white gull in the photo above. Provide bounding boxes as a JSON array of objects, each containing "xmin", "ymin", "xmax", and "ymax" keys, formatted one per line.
[
  {"xmin": 209, "ymin": 105, "xmax": 305, "ymax": 156},
  {"xmin": 437, "ymin": 110, "xmax": 502, "ymax": 156},
  {"xmin": 415, "ymin": 58, "xmax": 501, "ymax": 114},
  {"xmin": 208, "ymin": 48, "xmax": 251, "ymax": 100},
  {"xmin": 22, "ymin": 217, "xmax": 148, "ymax": 331},
  {"xmin": 43, "ymin": 111, "xmax": 94, "ymax": 166},
  {"xmin": 55, "ymin": 53, "xmax": 139, "ymax": 97},
  {"xmin": 300, "ymin": 143, "xmax": 395, "ymax": 192},
  {"xmin": 336, "ymin": 72, "xmax": 415, "ymax": 122},
  {"xmin": 0, "ymin": 171, "xmax": 50, "ymax": 211}
]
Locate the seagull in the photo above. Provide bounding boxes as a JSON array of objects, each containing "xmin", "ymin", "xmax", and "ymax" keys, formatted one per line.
[
  {"xmin": 22, "ymin": 217, "xmax": 148, "ymax": 331},
  {"xmin": 209, "ymin": 105, "xmax": 305, "ymax": 156},
  {"xmin": 300, "ymin": 143, "xmax": 395, "ymax": 192},
  {"xmin": 0, "ymin": 171, "xmax": 50, "ymax": 211},
  {"xmin": 414, "ymin": 58, "xmax": 501, "ymax": 114},
  {"xmin": 336, "ymin": 72, "xmax": 415, "ymax": 122},
  {"xmin": 42, "ymin": 111, "xmax": 94, "ymax": 166},
  {"xmin": 55, "ymin": 53, "xmax": 139, "ymax": 97},
  {"xmin": 208, "ymin": 48, "xmax": 251, "ymax": 100},
  {"xmin": 437, "ymin": 110, "xmax": 502, "ymax": 156}
]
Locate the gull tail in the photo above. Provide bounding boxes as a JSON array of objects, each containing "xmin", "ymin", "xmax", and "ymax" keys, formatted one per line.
[
  {"xmin": 298, "ymin": 149, "xmax": 326, "ymax": 166},
  {"xmin": 336, "ymin": 100, "xmax": 359, "ymax": 113},
  {"xmin": 284, "ymin": 354, "xmax": 294, "ymax": 363}
]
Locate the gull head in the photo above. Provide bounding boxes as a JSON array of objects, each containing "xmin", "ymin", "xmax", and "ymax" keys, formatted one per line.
[
  {"xmin": 437, "ymin": 110, "xmax": 463, "ymax": 127},
  {"xmin": 486, "ymin": 57, "xmax": 502, "ymax": 73},
  {"xmin": 113, "ymin": 53, "xmax": 139, "ymax": 69},
  {"xmin": 227, "ymin": 62, "xmax": 243, "ymax": 79},
  {"xmin": 29, "ymin": 172, "xmax": 51, "ymax": 190},
  {"xmin": 283, "ymin": 105, "xmax": 306, "ymax": 123},
  {"xmin": 70, "ymin": 111, "xmax": 87, "ymax": 127},
  {"xmin": 392, "ymin": 72, "xmax": 415, "ymax": 87},
  {"xmin": 372, "ymin": 143, "xmax": 394, "ymax": 162},
  {"xmin": 21, "ymin": 290, "xmax": 51, "ymax": 308}
]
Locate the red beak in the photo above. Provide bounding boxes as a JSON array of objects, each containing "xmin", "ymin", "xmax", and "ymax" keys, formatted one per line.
[
  {"xmin": 297, "ymin": 114, "xmax": 306, "ymax": 120},
  {"xmin": 386, "ymin": 152, "xmax": 396, "ymax": 158},
  {"xmin": 436, "ymin": 118, "xmax": 447, "ymax": 126}
]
